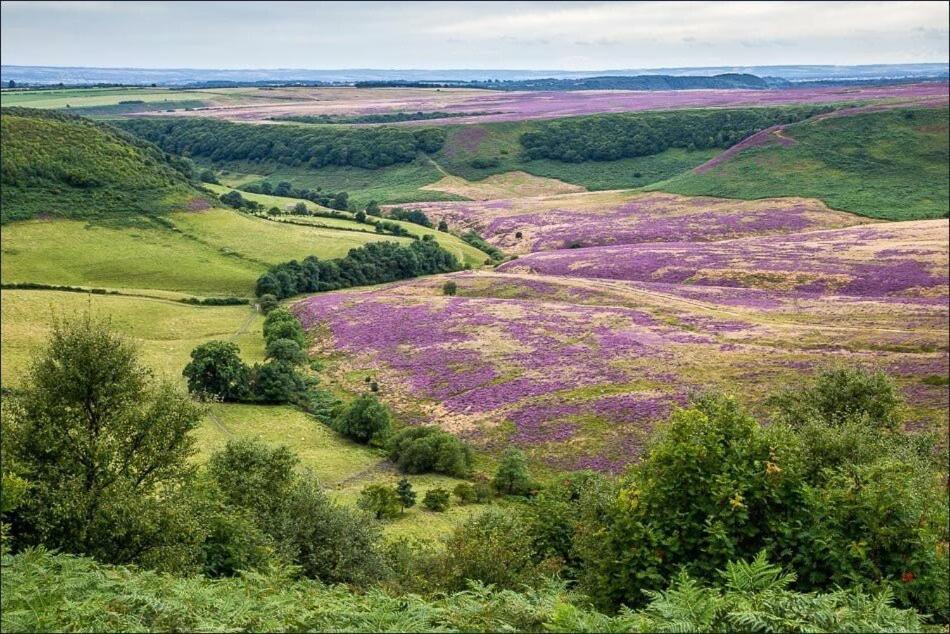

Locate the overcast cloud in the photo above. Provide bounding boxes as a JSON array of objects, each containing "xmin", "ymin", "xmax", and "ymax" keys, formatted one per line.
[{"xmin": 1, "ymin": 1, "xmax": 947, "ymax": 70}]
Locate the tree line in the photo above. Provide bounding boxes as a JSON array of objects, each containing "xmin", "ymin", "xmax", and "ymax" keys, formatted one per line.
[
  {"xmin": 519, "ymin": 106, "xmax": 833, "ymax": 162},
  {"xmin": 255, "ymin": 239, "xmax": 462, "ymax": 300},
  {"xmin": 117, "ymin": 117, "xmax": 446, "ymax": 170}
]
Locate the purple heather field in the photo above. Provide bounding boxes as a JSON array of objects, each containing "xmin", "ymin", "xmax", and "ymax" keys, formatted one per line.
[{"xmin": 295, "ymin": 213, "xmax": 948, "ymax": 472}]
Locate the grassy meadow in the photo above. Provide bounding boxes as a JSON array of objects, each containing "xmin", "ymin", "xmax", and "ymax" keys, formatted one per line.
[{"xmin": 657, "ymin": 106, "xmax": 950, "ymax": 220}]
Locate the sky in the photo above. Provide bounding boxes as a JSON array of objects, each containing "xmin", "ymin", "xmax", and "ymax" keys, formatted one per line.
[{"xmin": 1, "ymin": 1, "xmax": 948, "ymax": 70}]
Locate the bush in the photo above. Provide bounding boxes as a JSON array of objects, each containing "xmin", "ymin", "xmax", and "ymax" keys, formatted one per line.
[
  {"xmin": 357, "ymin": 484, "xmax": 403, "ymax": 520},
  {"xmin": 493, "ymin": 448, "xmax": 532, "ymax": 496},
  {"xmin": 453, "ymin": 482, "xmax": 477, "ymax": 504},
  {"xmin": 207, "ymin": 439, "xmax": 298, "ymax": 522},
  {"xmin": 771, "ymin": 366, "xmax": 903, "ymax": 431},
  {"xmin": 333, "ymin": 394, "xmax": 393, "ymax": 445},
  {"xmin": 422, "ymin": 488, "xmax": 451, "ymax": 512},
  {"xmin": 262, "ymin": 308, "xmax": 306, "ymax": 348},
  {"xmin": 258, "ymin": 294, "xmax": 279, "ymax": 314},
  {"xmin": 388, "ymin": 426, "xmax": 473, "ymax": 477},
  {"xmin": 440, "ymin": 508, "xmax": 547, "ymax": 591},
  {"xmin": 251, "ymin": 361, "xmax": 307, "ymax": 404},
  {"xmin": 293, "ymin": 202, "xmax": 308, "ymax": 215},
  {"xmin": 437, "ymin": 220, "xmax": 449, "ymax": 232},
  {"xmin": 182, "ymin": 340, "xmax": 251, "ymax": 401},
  {"xmin": 274, "ymin": 476, "xmax": 386, "ymax": 585},
  {"xmin": 265, "ymin": 338, "xmax": 308, "ymax": 366},
  {"xmin": 442, "ymin": 280, "xmax": 457, "ymax": 296}
]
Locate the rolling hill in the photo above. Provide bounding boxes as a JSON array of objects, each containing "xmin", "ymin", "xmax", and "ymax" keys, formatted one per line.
[
  {"xmin": 0, "ymin": 107, "xmax": 206, "ymax": 222},
  {"xmin": 655, "ymin": 106, "xmax": 950, "ymax": 220}
]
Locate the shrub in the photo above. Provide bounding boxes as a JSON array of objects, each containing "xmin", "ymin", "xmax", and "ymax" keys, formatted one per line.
[
  {"xmin": 442, "ymin": 280, "xmax": 457, "ymax": 296},
  {"xmin": 357, "ymin": 484, "xmax": 403, "ymax": 520},
  {"xmin": 258, "ymin": 294, "xmax": 279, "ymax": 314},
  {"xmin": 6, "ymin": 313, "xmax": 204, "ymax": 570},
  {"xmin": 207, "ymin": 439, "xmax": 298, "ymax": 521},
  {"xmin": 262, "ymin": 308, "xmax": 306, "ymax": 348},
  {"xmin": 365, "ymin": 200, "xmax": 381, "ymax": 216},
  {"xmin": 395, "ymin": 478, "xmax": 416, "ymax": 511},
  {"xmin": 354, "ymin": 210, "xmax": 367, "ymax": 223},
  {"xmin": 293, "ymin": 202, "xmax": 308, "ymax": 215},
  {"xmin": 422, "ymin": 488, "xmax": 451, "ymax": 512},
  {"xmin": 182, "ymin": 340, "xmax": 251, "ymax": 401},
  {"xmin": 472, "ymin": 473, "xmax": 495, "ymax": 502},
  {"xmin": 437, "ymin": 219, "xmax": 449, "ymax": 232},
  {"xmin": 493, "ymin": 448, "xmax": 532, "ymax": 496},
  {"xmin": 388, "ymin": 426, "xmax": 473, "ymax": 477},
  {"xmin": 333, "ymin": 394, "xmax": 393, "ymax": 445},
  {"xmin": 265, "ymin": 338, "xmax": 308, "ymax": 366},
  {"xmin": 274, "ymin": 476, "xmax": 386, "ymax": 585},
  {"xmin": 440, "ymin": 508, "xmax": 547, "ymax": 591},
  {"xmin": 770, "ymin": 366, "xmax": 903, "ymax": 431},
  {"xmin": 250, "ymin": 361, "xmax": 307, "ymax": 404},
  {"xmin": 453, "ymin": 483, "xmax": 477, "ymax": 504}
]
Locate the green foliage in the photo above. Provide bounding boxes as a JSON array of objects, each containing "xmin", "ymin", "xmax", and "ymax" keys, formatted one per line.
[
  {"xmin": 395, "ymin": 478, "xmax": 417, "ymax": 511},
  {"xmin": 442, "ymin": 280, "xmax": 458, "ymax": 295},
  {"xmin": 658, "ymin": 106, "xmax": 950, "ymax": 220},
  {"xmin": 520, "ymin": 105, "xmax": 831, "ymax": 163},
  {"xmin": 4, "ymin": 313, "xmax": 203, "ymax": 571},
  {"xmin": 460, "ymin": 230, "xmax": 505, "ymax": 262},
  {"xmin": 264, "ymin": 337, "xmax": 308, "ymax": 366},
  {"xmin": 273, "ymin": 476, "xmax": 386, "ymax": 585},
  {"xmin": 207, "ymin": 440, "xmax": 298, "ymax": 522},
  {"xmin": 493, "ymin": 447, "xmax": 533, "ymax": 496},
  {"xmin": 770, "ymin": 366, "xmax": 904, "ymax": 430},
  {"xmin": 388, "ymin": 206, "xmax": 433, "ymax": 227},
  {"xmin": 388, "ymin": 426, "xmax": 473, "ymax": 477},
  {"xmin": 440, "ymin": 508, "xmax": 547, "ymax": 591},
  {"xmin": 358, "ymin": 484, "xmax": 403, "ymax": 520},
  {"xmin": 422, "ymin": 488, "xmax": 451, "ymax": 512},
  {"xmin": 118, "ymin": 117, "xmax": 446, "ymax": 170},
  {"xmin": 333, "ymin": 394, "xmax": 393, "ymax": 445},
  {"xmin": 262, "ymin": 308, "xmax": 306, "ymax": 348},
  {"xmin": 256, "ymin": 240, "xmax": 462, "ymax": 300},
  {"xmin": 250, "ymin": 361, "xmax": 308, "ymax": 404},
  {"xmin": 2, "ymin": 549, "xmax": 927, "ymax": 633},
  {"xmin": 1, "ymin": 107, "xmax": 202, "ymax": 222},
  {"xmin": 578, "ymin": 391, "xmax": 949, "ymax": 619},
  {"xmin": 273, "ymin": 111, "xmax": 487, "ymax": 124},
  {"xmin": 453, "ymin": 482, "xmax": 478, "ymax": 504},
  {"xmin": 182, "ymin": 340, "xmax": 251, "ymax": 401},
  {"xmin": 257, "ymin": 293, "xmax": 279, "ymax": 314}
]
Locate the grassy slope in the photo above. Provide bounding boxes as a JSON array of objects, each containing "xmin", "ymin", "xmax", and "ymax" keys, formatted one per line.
[
  {"xmin": 0, "ymin": 208, "xmax": 429, "ymax": 296},
  {"xmin": 0, "ymin": 87, "xmax": 210, "ymax": 109},
  {"xmin": 203, "ymin": 183, "xmax": 490, "ymax": 267},
  {"xmin": 0, "ymin": 289, "xmax": 479, "ymax": 539},
  {"xmin": 0, "ymin": 108, "xmax": 202, "ymax": 222},
  {"xmin": 655, "ymin": 107, "xmax": 950, "ymax": 220}
]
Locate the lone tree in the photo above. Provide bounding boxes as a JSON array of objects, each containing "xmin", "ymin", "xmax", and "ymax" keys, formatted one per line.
[
  {"xmin": 442, "ymin": 280, "xmax": 458, "ymax": 296},
  {"xmin": 182, "ymin": 340, "xmax": 250, "ymax": 401},
  {"xmin": 395, "ymin": 478, "xmax": 416, "ymax": 512},
  {"xmin": 357, "ymin": 484, "xmax": 402, "ymax": 520},
  {"xmin": 332, "ymin": 394, "xmax": 392, "ymax": 444},
  {"xmin": 5, "ymin": 313, "xmax": 204, "ymax": 566},
  {"xmin": 437, "ymin": 219, "xmax": 449, "ymax": 232},
  {"xmin": 493, "ymin": 448, "xmax": 532, "ymax": 496}
]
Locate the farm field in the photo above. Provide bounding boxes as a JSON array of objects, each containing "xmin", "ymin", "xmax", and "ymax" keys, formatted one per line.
[
  {"xmin": 148, "ymin": 83, "xmax": 950, "ymax": 124},
  {"xmin": 658, "ymin": 106, "xmax": 950, "ymax": 220},
  {"xmin": 0, "ymin": 203, "xmax": 484, "ymax": 296}
]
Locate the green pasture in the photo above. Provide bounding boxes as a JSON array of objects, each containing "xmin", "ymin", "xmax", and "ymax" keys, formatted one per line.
[
  {"xmin": 655, "ymin": 107, "xmax": 950, "ymax": 220},
  {"xmin": 0, "ymin": 87, "xmax": 209, "ymax": 109}
]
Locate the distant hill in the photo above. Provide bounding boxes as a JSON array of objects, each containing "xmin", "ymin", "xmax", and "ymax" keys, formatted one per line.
[
  {"xmin": 655, "ymin": 105, "xmax": 950, "ymax": 221},
  {"xmin": 354, "ymin": 74, "xmax": 772, "ymax": 91},
  {"xmin": 0, "ymin": 107, "xmax": 205, "ymax": 222}
]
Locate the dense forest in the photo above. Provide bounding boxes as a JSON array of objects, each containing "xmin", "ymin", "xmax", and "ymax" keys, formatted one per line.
[
  {"xmin": 255, "ymin": 239, "xmax": 463, "ymax": 299},
  {"xmin": 117, "ymin": 117, "xmax": 446, "ymax": 170},
  {"xmin": 519, "ymin": 105, "xmax": 833, "ymax": 162}
]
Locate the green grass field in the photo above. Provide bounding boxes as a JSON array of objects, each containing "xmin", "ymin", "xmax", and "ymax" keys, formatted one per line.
[
  {"xmin": 656, "ymin": 107, "xmax": 950, "ymax": 220},
  {"xmin": 0, "ymin": 87, "xmax": 210, "ymax": 109}
]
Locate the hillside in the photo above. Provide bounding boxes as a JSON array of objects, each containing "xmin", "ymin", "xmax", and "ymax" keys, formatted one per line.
[
  {"xmin": 0, "ymin": 108, "xmax": 206, "ymax": 222},
  {"xmin": 655, "ymin": 106, "xmax": 950, "ymax": 220}
]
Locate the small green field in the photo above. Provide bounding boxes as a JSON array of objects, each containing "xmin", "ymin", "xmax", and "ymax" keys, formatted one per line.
[
  {"xmin": 656, "ymin": 107, "xmax": 950, "ymax": 220},
  {"xmin": 0, "ymin": 87, "xmax": 209, "ymax": 109}
]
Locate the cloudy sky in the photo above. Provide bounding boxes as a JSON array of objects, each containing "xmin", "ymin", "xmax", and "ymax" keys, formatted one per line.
[{"xmin": 1, "ymin": 1, "xmax": 947, "ymax": 70}]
